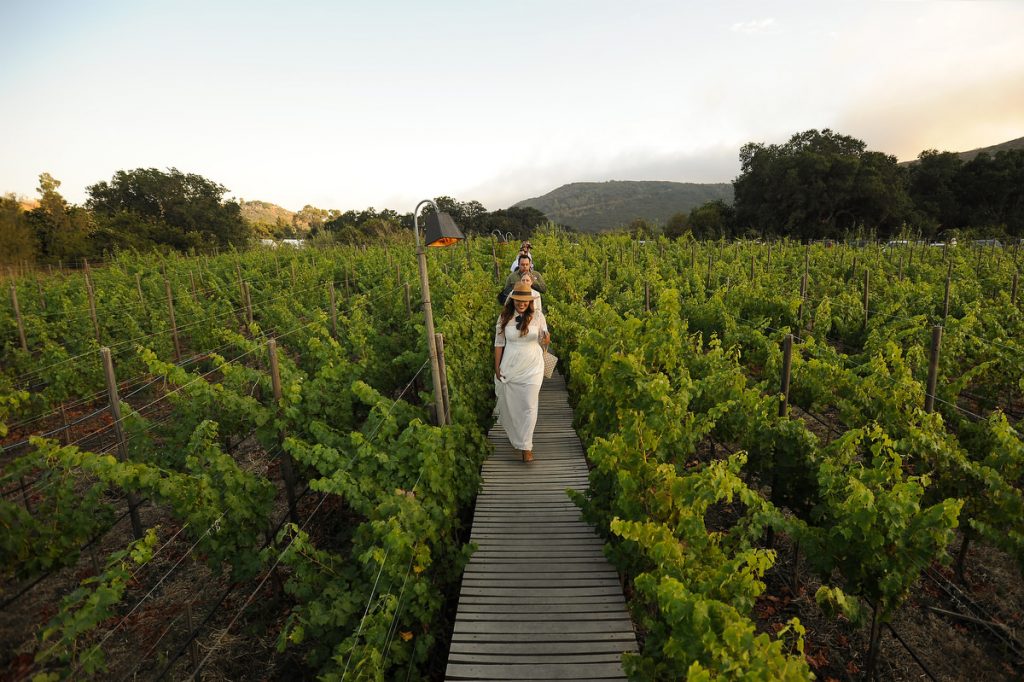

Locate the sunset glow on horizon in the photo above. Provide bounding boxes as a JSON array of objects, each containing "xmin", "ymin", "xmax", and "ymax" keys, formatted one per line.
[{"xmin": 2, "ymin": 0, "xmax": 1022, "ymax": 213}]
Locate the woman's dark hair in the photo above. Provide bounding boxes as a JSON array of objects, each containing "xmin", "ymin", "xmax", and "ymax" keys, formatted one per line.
[{"xmin": 499, "ymin": 298, "xmax": 534, "ymax": 337}]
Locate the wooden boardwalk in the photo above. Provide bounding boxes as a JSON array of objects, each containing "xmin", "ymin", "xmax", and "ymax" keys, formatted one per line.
[{"xmin": 445, "ymin": 371, "xmax": 637, "ymax": 681}]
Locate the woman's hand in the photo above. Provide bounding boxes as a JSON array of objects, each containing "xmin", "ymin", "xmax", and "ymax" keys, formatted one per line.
[
  {"xmin": 541, "ymin": 331, "xmax": 551, "ymax": 348},
  {"xmin": 494, "ymin": 368, "xmax": 503, "ymax": 381}
]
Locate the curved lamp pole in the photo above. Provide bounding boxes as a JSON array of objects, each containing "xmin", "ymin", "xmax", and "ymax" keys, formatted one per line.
[{"xmin": 413, "ymin": 199, "xmax": 464, "ymax": 426}]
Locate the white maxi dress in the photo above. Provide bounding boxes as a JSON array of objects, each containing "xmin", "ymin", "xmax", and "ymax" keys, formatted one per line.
[{"xmin": 494, "ymin": 312, "xmax": 547, "ymax": 451}]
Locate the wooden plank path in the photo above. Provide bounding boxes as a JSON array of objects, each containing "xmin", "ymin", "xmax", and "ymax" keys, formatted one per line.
[{"xmin": 445, "ymin": 371, "xmax": 637, "ymax": 681}]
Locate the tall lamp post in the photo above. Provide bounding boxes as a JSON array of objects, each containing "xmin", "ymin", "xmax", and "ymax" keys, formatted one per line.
[{"xmin": 414, "ymin": 199, "xmax": 465, "ymax": 426}]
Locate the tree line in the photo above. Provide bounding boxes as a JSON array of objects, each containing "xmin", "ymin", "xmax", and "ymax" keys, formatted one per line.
[
  {"xmin": 302, "ymin": 197, "xmax": 548, "ymax": 244},
  {"xmin": 0, "ymin": 169, "xmax": 551, "ymax": 266},
  {"xmin": 3, "ymin": 130, "xmax": 1022, "ymax": 266},
  {"xmin": 661, "ymin": 129, "xmax": 1023, "ymax": 242}
]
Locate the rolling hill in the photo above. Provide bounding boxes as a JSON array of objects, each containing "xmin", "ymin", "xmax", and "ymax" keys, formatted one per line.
[
  {"xmin": 238, "ymin": 200, "xmax": 298, "ymax": 230},
  {"xmin": 513, "ymin": 180, "xmax": 733, "ymax": 232},
  {"xmin": 951, "ymin": 135, "xmax": 1024, "ymax": 161},
  {"xmin": 900, "ymin": 135, "xmax": 1024, "ymax": 165}
]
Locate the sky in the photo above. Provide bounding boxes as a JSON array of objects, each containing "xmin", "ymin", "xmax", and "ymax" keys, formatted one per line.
[{"xmin": 2, "ymin": 0, "xmax": 1022, "ymax": 213}]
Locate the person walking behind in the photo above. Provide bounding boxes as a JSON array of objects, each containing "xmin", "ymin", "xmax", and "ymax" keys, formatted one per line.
[
  {"xmin": 503, "ymin": 253, "xmax": 547, "ymax": 294},
  {"xmin": 494, "ymin": 280, "xmax": 550, "ymax": 462},
  {"xmin": 509, "ymin": 240, "xmax": 533, "ymax": 271},
  {"xmin": 518, "ymin": 272, "xmax": 543, "ymax": 312}
]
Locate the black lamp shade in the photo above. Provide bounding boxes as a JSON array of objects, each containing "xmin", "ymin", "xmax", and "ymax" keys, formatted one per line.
[{"xmin": 424, "ymin": 211, "xmax": 465, "ymax": 247}]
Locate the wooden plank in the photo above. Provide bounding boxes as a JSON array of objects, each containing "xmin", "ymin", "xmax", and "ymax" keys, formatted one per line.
[
  {"xmin": 466, "ymin": 552, "xmax": 610, "ymax": 561},
  {"xmin": 471, "ymin": 517, "xmax": 584, "ymax": 524},
  {"xmin": 455, "ymin": 611, "xmax": 631, "ymax": 622},
  {"xmin": 481, "ymin": 484, "xmax": 589, "ymax": 490},
  {"xmin": 470, "ymin": 532, "xmax": 596, "ymax": 539},
  {"xmin": 469, "ymin": 522, "xmax": 590, "ymax": 530},
  {"xmin": 470, "ymin": 522, "xmax": 587, "ymax": 529},
  {"xmin": 469, "ymin": 539, "xmax": 602, "ymax": 548},
  {"xmin": 454, "ymin": 620, "xmax": 634, "ymax": 635},
  {"xmin": 448, "ymin": 652, "xmax": 625, "ymax": 663},
  {"xmin": 461, "ymin": 569, "xmax": 619, "ymax": 580},
  {"xmin": 456, "ymin": 601, "xmax": 628, "ymax": 614},
  {"xmin": 473, "ymin": 501, "xmax": 585, "ymax": 507},
  {"xmin": 470, "ymin": 539, "xmax": 603, "ymax": 547},
  {"xmin": 451, "ymin": 631, "xmax": 637, "ymax": 643},
  {"xmin": 474, "ymin": 492, "xmax": 579, "ymax": 499},
  {"xmin": 449, "ymin": 640, "xmax": 636, "ymax": 655},
  {"xmin": 460, "ymin": 579, "xmax": 622, "ymax": 590},
  {"xmin": 465, "ymin": 562, "xmax": 614, "ymax": 573},
  {"xmin": 469, "ymin": 526, "xmax": 591, "ymax": 533},
  {"xmin": 445, "ymin": 661, "xmax": 627, "ymax": 679},
  {"xmin": 460, "ymin": 593, "xmax": 626, "ymax": 602},
  {"xmin": 456, "ymin": 585, "xmax": 624, "ymax": 599},
  {"xmin": 469, "ymin": 549, "xmax": 607, "ymax": 558}
]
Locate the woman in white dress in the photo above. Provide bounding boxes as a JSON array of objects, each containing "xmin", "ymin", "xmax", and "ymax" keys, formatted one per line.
[{"xmin": 494, "ymin": 280, "xmax": 550, "ymax": 462}]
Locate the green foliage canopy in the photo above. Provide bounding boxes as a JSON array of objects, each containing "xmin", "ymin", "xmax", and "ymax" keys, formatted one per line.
[
  {"xmin": 86, "ymin": 167, "xmax": 250, "ymax": 251},
  {"xmin": 908, "ymin": 148, "xmax": 1024, "ymax": 237},
  {"xmin": 733, "ymin": 129, "xmax": 913, "ymax": 240},
  {"xmin": 26, "ymin": 174, "xmax": 93, "ymax": 262},
  {"xmin": 0, "ymin": 194, "xmax": 38, "ymax": 265},
  {"xmin": 688, "ymin": 199, "xmax": 736, "ymax": 240}
]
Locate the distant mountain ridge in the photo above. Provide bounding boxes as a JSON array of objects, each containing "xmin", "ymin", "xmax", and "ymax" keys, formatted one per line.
[
  {"xmin": 513, "ymin": 180, "xmax": 733, "ymax": 232},
  {"xmin": 900, "ymin": 135, "xmax": 1024, "ymax": 165},
  {"xmin": 949, "ymin": 135, "xmax": 1024, "ymax": 161}
]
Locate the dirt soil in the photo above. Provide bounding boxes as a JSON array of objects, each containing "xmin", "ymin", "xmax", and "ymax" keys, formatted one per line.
[
  {"xmin": 699, "ymin": 420, "xmax": 1023, "ymax": 682},
  {"xmin": 0, "ymin": 407, "xmax": 319, "ymax": 682},
  {"xmin": 758, "ymin": 528, "xmax": 1023, "ymax": 681},
  {"xmin": 769, "ymin": 408, "xmax": 1024, "ymax": 680}
]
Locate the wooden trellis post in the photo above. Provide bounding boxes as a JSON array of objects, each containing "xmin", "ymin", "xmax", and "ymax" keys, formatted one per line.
[
  {"xmin": 924, "ymin": 326, "xmax": 943, "ymax": 413},
  {"xmin": 267, "ymin": 339, "xmax": 299, "ymax": 523},
  {"xmin": 101, "ymin": 348, "xmax": 144, "ymax": 539},
  {"xmin": 862, "ymin": 269, "xmax": 870, "ymax": 329},
  {"xmin": 779, "ymin": 334, "xmax": 793, "ymax": 417},
  {"xmin": 328, "ymin": 281, "xmax": 338, "ymax": 337},
  {"xmin": 10, "ymin": 283, "xmax": 28, "ymax": 352},
  {"xmin": 165, "ymin": 277, "xmax": 182, "ymax": 362},
  {"xmin": 242, "ymin": 281, "xmax": 254, "ymax": 325},
  {"xmin": 435, "ymin": 333, "xmax": 452, "ymax": 426},
  {"xmin": 85, "ymin": 273, "xmax": 101, "ymax": 343}
]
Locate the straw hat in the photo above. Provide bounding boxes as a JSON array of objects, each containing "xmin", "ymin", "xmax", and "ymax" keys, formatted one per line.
[{"xmin": 509, "ymin": 281, "xmax": 534, "ymax": 301}]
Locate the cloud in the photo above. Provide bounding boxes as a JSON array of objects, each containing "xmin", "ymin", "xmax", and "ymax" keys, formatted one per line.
[
  {"xmin": 458, "ymin": 145, "xmax": 741, "ymax": 209},
  {"xmin": 836, "ymin": 68, "xmax": 1024, "ymax": 161},
  {"xmin": 729, "ymin": 18, "xmax": 778, "ymax": 35},
  {"xmin": 825, "ymin": 2, "xmax": 1024, "ymax": 159}
]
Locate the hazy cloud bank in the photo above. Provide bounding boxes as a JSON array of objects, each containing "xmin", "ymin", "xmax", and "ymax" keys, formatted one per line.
[{"xmin": 460, "ymin": 144, "xmax": 741, "ymax": 210}]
